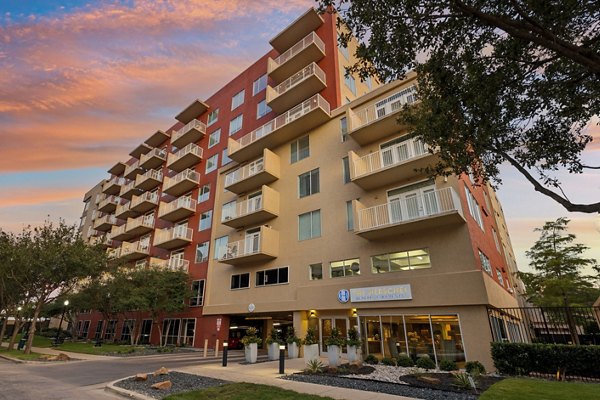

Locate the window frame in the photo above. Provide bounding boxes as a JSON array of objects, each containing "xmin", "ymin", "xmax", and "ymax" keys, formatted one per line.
[
  {"xmin": 290, "ymin": 136, "xmax": 310, "ymax": 163},
  {"xmin": 195, "ymin": 241, "xmax": 210, "ymax": 263},
  {"xmin": 190, "ymin": 279, "xmax": 205, "ymax": 307},
  {"xmin": 231, "ymin": 89, "xmax": 245, "ymax": 110},
  {"xmin": 230, "ymin": 272, "xmax": 250, "ymax": 290},
  {"xmin": 298, "ymin": 168, "xmax": 320, "ymax": 198},
  {"xmin": 298, "ymin": 209, "xmax": 321, "ymax": 241},
  {"xmin": 229, "ymin": 114, "xmax": 243, "ymax": 135},
  {"xmin": 208, "ymin": 129, "xmax": 221, "ymax": 148},
  {"xmin": 255, "ymin": 266, "xmax": 289, "ymax": 287}
]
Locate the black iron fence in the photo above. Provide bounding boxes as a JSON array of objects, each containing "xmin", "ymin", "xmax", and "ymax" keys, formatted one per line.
[{"xmin": 487, "ymin": 306, "xmax": 600, "ymax": 346}]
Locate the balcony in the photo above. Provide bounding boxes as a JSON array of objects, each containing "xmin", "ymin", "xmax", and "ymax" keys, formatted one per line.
[
  {"xmin": 151, "ymin": 257, "xmax": 190, "ymax": 273},
  {"xmin": 115, "ymin": 201, "xmax": 138, "ymax": 220},
  {"xmin": 228, "ymin": 94, "xmax": 330, "ymax": 163},
  {"xmin": 139, "ymin": 147, "xmax": 167, "ymax": 170},
  {"xmin": 167, "ymin": 143, "xmax": 203, "ymax": 172},
  {"xmin": 163, "ymin": 169, "xmax": 200, "ymax": 197},
  {"xmin": 171, "ymin": 120, "xmax": 206, "ymax": 149},
  {"xmin": 224, "ymin": 149, "xmax": 280, "ymax": 194},
  {"xmin": 348, "ymin": 85, "xmax": 417, "ymax": 145},
  {"xmin": 130, "ymin": 191, "xmax": 159, "ymax": 213},
  {"xmin": 218, "ymin": 226, "xmax": 279, "ymax": 265},
  {"xmin": 124, "ymin": 160, "xmax": 143, "ymax": 180},
  {"xmin": 119, "ymin": 240, "xmax": 150, "ymax": 261},
  {"xmin": 134, "ymin": 169, "xmax": 163, "ymax": 191},
  {"xmin": 266, "ymin": 62, "xmax": 327, "ymax": 114},
  {"xmin": 107, "ymin": 247, "xmax": 121, "ymax": 260},
  {"xmin": 221, "ymin": 186, "xmax": 279, "ymax": 229},
  {"xmin": 267, "ymin": 32, "xmax": 326, "ymax": 83},
  {"xmin": 158, "ymin": 196, "xmax": 197, "ymax": 223},
  {"xmin": 97, "ymin": 195, "xmax": 121, "ymax": 213},
  {"xmin": 125, "ymin": 214, "xmax": 155, "ymax": 236},
  {"xmin": 119, "ymin": 180, "xmax": 140, "ymax": 200},
  {"xmin": 110, "ymin": 223, "xmax": 133, "ymax": 242},
  {"xmin": 154, "ymin": 226, "xmax": 193, "ymax": 250},
  {"xmin": 102, "ymin": 176, "xmax": 125, "ymax": 195},
  {"xmin": 349, "ymin": 137, "xmax": 438, "ymax": 190},
  {"xmin": 93, "ymin": 214, "xmax": 118, "ymax": 232},
  {"xmin": 354, "ymin": 187, "xmax": 465, "ymax": 240},
  {"xmin": 269, "ymin": 8, "xmax": 324, "ymax": 53}
]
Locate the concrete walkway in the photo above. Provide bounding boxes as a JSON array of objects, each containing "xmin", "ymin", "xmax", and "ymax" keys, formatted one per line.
[{"xmin": 1, "ymin": 342, "xmax": 118, "ymax": 361}]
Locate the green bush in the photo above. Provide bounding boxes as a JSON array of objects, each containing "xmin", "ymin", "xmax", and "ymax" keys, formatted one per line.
[
  {"xmin": 465, "ymin": 360, "xmax": 486, "ymax": 375},
  {"xmin": 439, "ymin": 359, "xmax": 457, "ymax": 371},
  {"xmin": 396, "ymin": 354, "xmax": 414, "ymax": 367},
  {"xmin": 491, "ymin": 342, "xmax": 600, "ymax": 378},
  {"xmin": 302, "ymin": 328, "xmax": 318, "ymax": 346},
  {"xmin": 364, "ymin": 354, "xmax": 379, "ymax": 365},
  {"xmin": 381, "ymin": 357, "xmax": 396, "ymax": 366},
  {"xmin": 416, "ymin": 356, "xmax": 436, "ymax": 370}
]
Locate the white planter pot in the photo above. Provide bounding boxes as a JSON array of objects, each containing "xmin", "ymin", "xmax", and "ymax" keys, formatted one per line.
[
  {"xmin": 303, "ymin": 343, "xmax": 319, "ymax": 363},
  {"xmin": 347, "ymin": 345, "xmax": 359, "ymax": 362},
  {"xmin": 327, "ymin": 345, "xmax": 341, "ymax": 367},
  {"xmin": 267, "ymin": 342, "xmax": 280, "ymax": 361},
  {"xmin": 244, "ymin": 343, "xmax": 257, "ymax": 363},
  {"xmin": 287, "ymin": 342, "xmax": 299, "ymax": 359}
]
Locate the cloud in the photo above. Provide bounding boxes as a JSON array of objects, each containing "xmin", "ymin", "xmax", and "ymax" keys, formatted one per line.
[{"xmin": 0, "ymin": 186, "xmax": 87, "ymax": 208}]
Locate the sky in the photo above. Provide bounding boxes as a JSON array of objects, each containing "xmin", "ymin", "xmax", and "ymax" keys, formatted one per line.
[{"xmin": 0, "ymin": 0, "xmax": 599, "ymax": 275}]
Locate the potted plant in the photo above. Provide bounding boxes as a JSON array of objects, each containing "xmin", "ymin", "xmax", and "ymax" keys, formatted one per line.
[
  {"xmin": 346, "ymin": 327, "xmax": 362, "ymax": 362},
  {"xmin": 302, "ymin": 327, "xmax": 319, "ymax": 363},
  {"xmin": 285, "ymin": 326, "xmax": 301, "ymax": 359},
  {"xmin": 325, "ymin": 327, "xmax": 346, "ymax": 367},
  {"xmin": 241, "ymin": 327, "xmax": 261, "ymax": 363},
  {"xmin": 266, "ymin": 328, "xmax": 281, "ymax": 361}
]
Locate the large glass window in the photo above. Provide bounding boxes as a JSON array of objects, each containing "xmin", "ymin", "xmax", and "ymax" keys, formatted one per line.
[
  {"xmin": 256, "ymin": 267, "xmax": 289, "ymax": 286},
  {"xmin": 231, "ymin": 89, "xmax": 245, "ymax": 110},
  {"xmin": 309, "ymin": 263, "xmax": 322, "ymax": 280},
  {"xmin": 231, "ymin": 273, "xmax": 250, "ymax": 289},
  {"xmin": 222, "ymin": 148, "xmax": 232, "ymax": 166},
  {"xmin": 205, "ymin": 154, "xmax": 218, "ymax": 173},
  {"xmin": 190, "ymin": 280, "xmax": 205, "ymax": 306},
  {"xmin": 298, "ymin": 210, "xmax": 321, "ymax": 241},
  {"xmin": 207, "ymin": 109, "xmax": 219, "ymax": 127},
  {"xmin": 330, "ymin": 258, "xmax": 360, "ymax": 278},
  {"xmin": 430, "ymin": 315, "xmax": 466, "ymax": 363},
  {"xmin": 198, "ymin": 184, "xmax": 210, "ymax": 203},
  {"xmin": 214, "ymin": 236, "xmax": 228, "ymax": 260},
  {"xmin": 253, "ymin": 74, "xmax": 267, "ymax": 95},
  {"xmin": 291, "ymin": 136, "xmax": 309, "ymax": 163},
  {"xmin": 195, "ymin": 241, "xmax": 209, "ymax": 263},
  {"xmin": 298, "ymin": 168, "xmax": 319, "ymax": 198},
  {"xmin": 256, "ymin": 99, "xmax": 271, "ymax": 119},
  {"xmin": 479, "ymin": 250, "xmax": 492, "ymax": 274},
  {"xmin": 199, "ymin": 210, "xmax": 212, "ymax": 231},
  {"xmin": 465, "ymin": 185, "xmax": 484, "ymax": 231},
  {"xmin": 371, "ymin": 249, "xmax": 431, "ymax": 273},
  {"xmin": 208, "ymin": 129, "xmax": 221, "ymax": 148},
  {"xmin": 229, "ymin": 114, "xmax": 243, "ymax": 135},
  {"xmin": 345, "ymin": 74, "xmax": 356, "ymax": 95}
]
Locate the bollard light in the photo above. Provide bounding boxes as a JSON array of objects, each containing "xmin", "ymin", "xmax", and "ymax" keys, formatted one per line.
[
  {"xmin": 222, "ymin": 341, "xmax": 228, "ymax": 367},
  {"xmin": 279, "ymin": 344, "xmax": 285, "ymax": 374}
]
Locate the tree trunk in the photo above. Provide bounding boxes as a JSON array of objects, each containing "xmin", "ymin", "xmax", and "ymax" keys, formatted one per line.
[
  {"xmin": 0, "ymin": 317, "xmax": 7, "ymax": 345},
  {"xmin": 134, "ymin": 317, "xmax": 142, "ymax": 346},
  {"xmin": 7, "ymin": 318, "xmax": 22, "ymax": 351},
  {"xmin": 157, "ymin": 321, "xmax": 163, "ymax": 347},
  {"xmin": 24, "ymin": 302, "xmax": 43, "ymax": 354}
]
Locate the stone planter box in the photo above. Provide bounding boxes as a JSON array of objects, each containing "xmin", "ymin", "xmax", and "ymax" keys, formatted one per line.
[
  {"xmin": 287, "ymin": 342, "xmax": 299, "ymax": 359},
  {"xmin": 267, "ymin": 342, "xmax": 280, "ymax": 361},
  {"xmin": 347, "ymin": 345, "xmax": 360, "ymax": 362},
  {"xmin": 244, "ymin": 343, "xmax": 257, "ymax": 363},
  {"xmin": 327, "ymin": 345, "xmax": 341, "ymax": 367},
  {"xmin": 303, "ymin": 343, "xmax": 319, "ymax": 363}
]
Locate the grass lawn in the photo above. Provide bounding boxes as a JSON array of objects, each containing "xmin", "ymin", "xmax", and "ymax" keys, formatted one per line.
[
  {"xmin": 0, "ymin": 347, "xmax": 50, "ymax": 361},
  {"xmin": 480, "ymin": 378, "xmax": 600, "ymax": 400},
  {"xmin": 164, "ymin": 383, "xmax": 335, "ymax": 400},
  {"xmin": 55, "ymin": 342, "xmax": 143, "ymax": 355}
]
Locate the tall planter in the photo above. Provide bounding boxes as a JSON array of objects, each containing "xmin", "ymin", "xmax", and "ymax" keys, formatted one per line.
[
  {"xmin": 288, "ymin": 342, "xmax": 299, "ymax": 359},
  {"xmin": 303, "ymin": 343, "xmax": 319, "ymax": 363},
  {"xmin": 267, "ymin": 342, "xmax": 280, "ymax": 361},
  {"xmin": 347, "ymin": 345, "xmax": 359, "ymax": 362},
  {"xmin": 245, "ymin": 343, "xmax": 258, "ymax": 363},
  {"xmin": 327, "ymin": 345, "xmax": 341, "ymax": 367}
]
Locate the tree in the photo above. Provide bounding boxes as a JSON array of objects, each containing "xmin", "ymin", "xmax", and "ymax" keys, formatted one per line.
[{"xmin": 320, "ymin": 1, "xmax": 600, "ymax": 212}]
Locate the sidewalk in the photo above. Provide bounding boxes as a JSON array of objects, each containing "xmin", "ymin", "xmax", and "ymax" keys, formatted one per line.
[{"xmin": 1, "ymin": 342, "xmax": 117, "ymax": 361}]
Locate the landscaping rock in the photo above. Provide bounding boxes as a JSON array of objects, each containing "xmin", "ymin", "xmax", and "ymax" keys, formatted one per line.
[
  {"xmin": 153, "ymin": 367, "xmax": 169, "ymax": 376},
  {"xmin": 55, "ymin": 353, "xmax": 71, "ymax": 361},
  {"xmin": 134, "ymin": 373, "xmax": 148, "ymax": 381},
  {"xmin": 418, "ymin": 376, "xmax": 441, "ymax": 385},
  {"xmin": 114, "ymin": 371, "xmax": 229, "ymax": 399},
  {"xmin": 151, "ymin": 380, "xmax": 172, "ymax": 390}
]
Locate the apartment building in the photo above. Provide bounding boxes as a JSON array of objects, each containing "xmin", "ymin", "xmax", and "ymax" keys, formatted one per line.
[{"xmin": 79, "ymin": 7, "xmax": 519, "ymax": 369}]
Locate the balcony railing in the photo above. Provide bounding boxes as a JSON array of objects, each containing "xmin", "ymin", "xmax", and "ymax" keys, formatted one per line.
[
  {"xmin": 222, "ymin": 196, "xmax": 263, "ymax": 222},
  {"xmin": 351, "ymin": 85, "xmax": 417, "ymax": 131},
  {"xmin": 357, "ymin": 187, "xmax": 461, "ymax": 232},
  {"xmin": 154, "ymin": 226, "xmax": 193, "ymax": 247},
  {"xmin": 126, "ymin": 214, "xmax": 155, "ymax": 233},
  {"xmin": 353, "ymin": 138, "xmax": 429, "ymax": 178},
  {"xmin": 167, "ymin": 258, "xmax": 189, "ymax": 272},
  {"xmin": 120, "ymin": 240, "xmax": 150, "ymax": 258},
  {"xmin": 171, "ymin": 119, "xmax": 206, "ymax": 147},
  {"xmin": 273, "ymin": 31, "xmax": 325, "ymax": 67},
  {"xmin": 139, "ymin": 147, "xmax": 166, "ymax": 169},
  {"xmin": 167, "ymin": 143, "xmax": 203, "ymax": 171},
  {"xmin": 220, "ymin": 236, "xmax": 262, "ymax": 261},
  {"xmin": 98, "ymin": 195, "xmax": 121, "ymax": 212},
  {"xmin": 93, "ymin": 214, "xmax": 118, "ymax": 230},
  {"xmin": 272, "ymin": 62, "xmax": 325, "ymax": 96},
  {"xmin": 135, "ymin": 168, "xmax": 163, "ymax": 190},
  {"xmin": 131, "ymin": 191, "xmax": 159, "ymax": 210},
  {"xmin": 163, "ymin": 168, "xmax": 200, "ymax": 195},
  {"xmin": 225, "ymin": 158, "xmax": 264, "ymax": 187},
  {"xmin": 124, "ymin": 160, "xmax": 141, "ymax": 179},
  {"xmin": 102, "ymin": 176, "xmax": 126, "ymax": 193},
  {"xmin": 159, "ymin": 196, "xmax": 196, "ymax": 219},
  {"xmin": 110, "ymin": 223, "xmax": 127, "ymax": 240}
]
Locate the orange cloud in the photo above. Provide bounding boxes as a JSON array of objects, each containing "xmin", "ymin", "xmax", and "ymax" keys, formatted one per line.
[{"xmin": 0, "ymin": 187, "xmax": 87, "ymax": 208}]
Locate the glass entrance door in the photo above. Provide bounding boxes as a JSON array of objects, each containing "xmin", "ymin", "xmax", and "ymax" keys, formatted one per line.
[{"xmin": 320, "ymin": 318, "xmax": 348, "ymax": 353}]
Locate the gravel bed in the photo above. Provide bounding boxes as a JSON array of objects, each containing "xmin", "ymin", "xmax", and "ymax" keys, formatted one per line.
[
  {"xmin": 105, "ymin": 347, "xmax": 198, "ymax": 357},
  {"xmin": 282, "ymin": 374, "xmax": 478, "ymax": 400},
  {"xmin": 114, "ymin": 371, "xmax": 229, "ymax": 399}
]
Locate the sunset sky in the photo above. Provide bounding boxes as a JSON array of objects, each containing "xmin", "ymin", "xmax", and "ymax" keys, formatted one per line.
[{"xmin": 1, "ymin": 0, "xmax": 599, "ymax": 274}]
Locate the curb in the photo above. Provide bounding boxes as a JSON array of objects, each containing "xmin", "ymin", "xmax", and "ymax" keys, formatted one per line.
[
  {"xmin": 105, "ymin": 378, "xmax": 155, "ymax": 400},
  {"xmin": 0, "ymin": 353, "xmax": 24, "ymax": 363}
]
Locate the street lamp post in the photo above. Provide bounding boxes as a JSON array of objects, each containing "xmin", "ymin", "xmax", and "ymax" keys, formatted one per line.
[{"xmin": 54, "ymin": 300, "xmax": 69, "ymax": 346}]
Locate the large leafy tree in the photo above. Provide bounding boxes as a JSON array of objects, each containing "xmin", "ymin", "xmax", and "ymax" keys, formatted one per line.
[{"xmin": 320, "ymin": 1, "xmax": 600, "ymax": 212}]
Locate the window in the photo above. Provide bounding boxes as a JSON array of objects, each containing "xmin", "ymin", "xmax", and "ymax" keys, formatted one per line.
[
  {"xmin": 290, "ymin": 136, "xmax": 309, "ymax": 163},
  {"xmin": 492, "ymin": 229, "xmax": 501, "ymax": 252},
  {"xmin": 299, "ymin": 210, "xmax": 321, "ymax": 240},
  {"xmin": 208, "ymin": 129, "xmax": 221, "ymax": 148},
  {"xmin": 120, "ymin": 320, "xmax": 134, "ymax": 342},
  {"xmin": 214, "ymin": 236, "xmax": 228, "ymax": 260},
  {"xmin": 207, "ymin": 109, "xmax": 219, "ymax": 127},
  {"xmin": 231, "ymin": 89, "xmax": 245, "ymax": 110},
  {"xmin": 221, "ymin": 200, "xmax": 236, "ymax": 221},
  {"xmin": 205, "ymin": 154, "xmax": 218, "ymax": 173},
  {"xmin": 465, "ymin": 185, "xmax": 484, "ymax": 231},
  {"xmin": 496, "ymin": 268, "xmax": 504, "ymax": 286},
  {"xmin": 479, "ymin": 250, "xmax": 492, "ymax": 274},
  {"xmin": 198, "ymin": 184, "xmax": 210, "ymax": 203},
  {"xmin": 344, "ymin": 74, "xmax": 356, "ymax": 95},
  {"xmin": 483, "ymin": 190, "xmax": 492, "ymax": 213},
  {"xmin": 365, "ymin": 76, "xmax": 372, "ymax": 90},
  {"xmin": 338, "ymin": 33, "xmax": 349, "ymax": 59},
  {"xmin": 195, "ymin": 241, "xmax": 209, "ymax": 263},
  {"xmin": 135, "ymin": 259, "xmax": 147, "ymax": 269},
  {"xmin": 346, "ymin": 200, "xmax": 354, "ymax": 231},
  {"xmin": 256, "ymin": 99, "xmax": 271, "ymax": 119},
  {"xmin": 342, "ymin": 157, "xmax": 350, "ymax": 184},
  {"xmin": 231, "ymin": 273, "xmax": 250, "ymax": 289},
  {"xmin": 330, "ymin": 258, "xmax": 360, "ymax": 278},
  {"xmin": 371, "ymin": 248, "xmax": 431, "ymax": 273},
  {"xmin": 190, "ymin": 280, "xmax": 205, "ymax": 306},
  {"xmin": 229, "ymin": 114, "xmax": 243, "ymax": 135},
  {"xmin": 309, "ymin": 263, "xmax": 322, "ymax": 280},
  {"xmin": 256, "ymin": 266, "xmax": 289, "ymax": 286},
  {"xmin": 340, "ymin": 117, "xmax": 348, "ymax": 142},
  {"xmin": 222, "ymin": 148, "xmax": 232, "ymax": 166},
  {"xmin": 298, "ymin": 168, "xmax": 319, "ymax": 198},
  {"xmin": 253, "ymin": 74, "xmax": 267, "ymax": 95},
  {"xmin": 199, "ymin": 210, "xmax": 212, "ymax": 231}
]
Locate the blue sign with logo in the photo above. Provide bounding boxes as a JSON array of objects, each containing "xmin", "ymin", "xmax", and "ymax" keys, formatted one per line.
[{"xmin": 337, "ymin": 289, "xmax": 350, "ymax": 303}]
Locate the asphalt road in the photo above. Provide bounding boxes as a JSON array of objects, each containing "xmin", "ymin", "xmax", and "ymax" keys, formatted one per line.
[{"xmin": 0, "ymin": 351, "xmax": 246, "ymax": 400}]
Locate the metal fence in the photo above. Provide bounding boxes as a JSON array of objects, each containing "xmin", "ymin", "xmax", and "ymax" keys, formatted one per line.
[{"xmin": 487, "ymin": 306, "xmax": 600, "ymax": 345}]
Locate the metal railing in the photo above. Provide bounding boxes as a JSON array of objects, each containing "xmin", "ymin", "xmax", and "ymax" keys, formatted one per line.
[
  {"xmin": 221, "ymin": 196, "xmax": 263, "ymax": 222},
  {"xmin": 353, "ymin": 137, "xmax": 429, "ymax": 178},
  {"xmin": 131, "ymin": 191, "xmax": 159, "ymax": 208},
  {"xmin": 167, "ymin": 258, "xmax": 189, "ymax": 272},
  {"xmin": 272, "ymin": 62, "xmax": 326, "ymax": 96},
  {"xmin": 103, "ymin": 176, "xmax": 125, "ymax": 189},
  {"xmin": 273, "ymin": 31, "xmax": 325, "ymax": 66},
  {"xmin": 172, "ymin": 119, "xmax": 206, "ymax": 143},
  {"xmin": 93, "ymin": 214, "xmax": 117, "ymax": 228},
  {"xmin": 120, "ymin": 181, "xmax": 136, "ymax": 195},
  {"xmin": 140, "ymin": 147, "xmax": 166, "ymax": 164},
  {"xmin": 219, "ymin": 234, "xmax": 262, "ymax": 261},
  {"xmin": 154, "ymin": 226, "xmax": 193, "ymax": 245},
  {"xmin": 136, "ymin": 168, "xmax": 163, "ymax": 183},
  {"xmin": 163, "ymin": 168, "xmax": 200, "ymax": 191},
  {"xmin": 121, "ymin": 240, "xmax": 150, "ymax": 256},
  {"xmin": 351, "ymin": 85, "xmax": 417, "ymax": 130},
  {"xmin": 124, "ymin": 160, "xmax": 140, "ymax": 177},
  {"xmin": 169, "ymin": 143, "xmax": 203, "ymax": 163},
  {"xmin": 225, "ymin": 158, "xmax": 265, "ymax": 187},
  {"xmin": 98, "ymin": 195, "xmax": 121, "ymax": 209},
  {"xmin": 126, "ymin": 214, "xmax": 154, "ymax": 231},
  {"xmin": 357, "ymin": 187, "xmax": 461, "ymax": 231},
  {"xmin": 159, "ymin": 196, "xmax": 197, "ymax": 217}
]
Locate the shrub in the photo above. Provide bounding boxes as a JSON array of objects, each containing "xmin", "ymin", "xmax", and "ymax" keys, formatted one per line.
[
  {"xmin": 381, "ymin": 357, "xmax": 396, "ymax": 366},
  {"xmin": 265, "ymin": 328, "xmax": 281, "ymax": 345},
  {"xmin": 364, "ymin": 354, "xmax": 379, "ymax": 365},
  {"xmin": 346, "ymin": 327, "xmax": 362, "ymax": 347},
  {"xmin": 440, "ymin": 359, "xmax": 457, "ymax": 371},
  {"xmin": 305, "ymin": 359, "xmax": 325, "ymax": 374},
  {"xmin": 285, "ymin": 327, "xmax": 301, "ymax": 346},
  {"xmin": 452, "ymin": 372, "xmax": 474, "ymax": 390},
  {"xmin": 416, "ymin": 356, "xmax": 436, "ymax": 370},
  {"xmin": 396, "ymin": 354, "xmax": 414, "ymax": 367},
  {"xmin": 241, "ymin": 327, "xmax": 262, "ymax": 346},
  {"xmin": 302, "ymin": 328, "xmax": 318, "ymax": 346},
  {"xmin": 465, "ymin": 360, "xmax": 486, "ymax": 375},
  {"xmin": 324, "ymin": 327, "xmax": 346, "ymax": 347}
]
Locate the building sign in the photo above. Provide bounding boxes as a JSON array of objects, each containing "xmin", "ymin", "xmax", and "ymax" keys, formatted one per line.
[
  {"xmin": 350, "ymin": 284, "xmax": 412, "ymax": 302},
  {"xmin": 337, "ymin": 289, "xmax": 350, "ymax": 303},
  {"xmin": 216, "ymin": 318, "xmax": 222, "ymax": 332}
]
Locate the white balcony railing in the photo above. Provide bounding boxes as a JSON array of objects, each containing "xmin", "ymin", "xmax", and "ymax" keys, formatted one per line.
[
  {"xmin": 163, "ymin": 168, "xmax": 200, "ymax": 191},
  {"xmin": 172, "ymin": 120, "xmax": 206, "ymax": 143},
  {"xmin": 140, "ymin": 147, "xmax": 166, "ymax": 164},
  {"xmin": 120, "ymin": 181, "xmax": 136, "ymax": 194},
  {"xmin": 272, "ymin": 62, "xmax": 326, "ymax": 96},
  {"xmin": 137, "ymin": 168, "xmax": 163, "ymax": 183},
  {"xmin": 121, "ymin": 240, "xmax": 150, "ymax": 257},
  {"xmin": 221, "ymin": 196, "xmax": 262, "ymax": 222},
  {"xmin": 351, "ymin": 85, "xmax": 417, "ymax": 130},
  {"xmin": 98, "ymin": 194, "xmax": 121, "ymax": 209},
  {"xmin": 127, "ymin": 214, "xmax": 155, "ymax": 231},
  {"xmin": 225, "ymin": 158, "xmax": 264, "ymax": 187},
  {"xmin": 219, "ymin": 234, "xmax": 262, "ymax": 261},
  {"xmin": 159, "ymin": 196, "xmax": 196, "ymax": 217},
  {"xmin": 230, "ymin": 94, "xmax": 330, "ymax": 153},
  {"xmin": 94, "ymin": 214, "xmax": 117, "ymax": 228},
  {"xmin": 353, "ymin": 137, "xmax": 429, "ymax": 178},
  {"xmin": 131, "ymin": 191, "xmax": 159, "ymax": 209},
  {"xmin": 124, "ymin": 160, "xmax": 140, "ymax": 176},
  {"xmin": 273, "ymin": 31, "xmax": 325, "ymax": 66},
  {"xmin": 104, "ymin": 176, "xmax": 125, "ymax": 189},
  {"xmin": 357, "ymin": 187, "xmax": 461, "ymax": 231},
  {"xmin": 167, "ymin": 258, "xmax": 189, "ymax": 272},
  {"xmin": 169, "ymin": 143, "xmax": 203, "ymax": 163},
  {"xmin": 154, "ymin": 226, "xmax": 193, "ymax": 245}
]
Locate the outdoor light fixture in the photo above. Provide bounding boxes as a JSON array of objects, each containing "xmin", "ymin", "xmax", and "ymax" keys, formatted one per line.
[
  {"xmin": 351, "ymin": 309, "xmax": 358, "ymax": 317},
  {"xmin": 279, "ymin": 344, "xmax": 286, "ymax": 374},
  {"xmin": 309, "ymin": 310, "xmax": 316, "ymax": 318},
  {"xmin": 222, "ymin": 341, "xmax": 228, "ymax": 367}
]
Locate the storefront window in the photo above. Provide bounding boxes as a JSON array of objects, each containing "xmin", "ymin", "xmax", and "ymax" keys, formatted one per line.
[
  {"xmin": 430, "ymin": 315, "xmax": 465, "ymax": 363},
  {"xmin": 381, "ymin": 315, "xmax": 407, "ymax": 358},
  {"xmin": 404, "ymin": 315, "xmax": 435, "ymax": 360}
]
